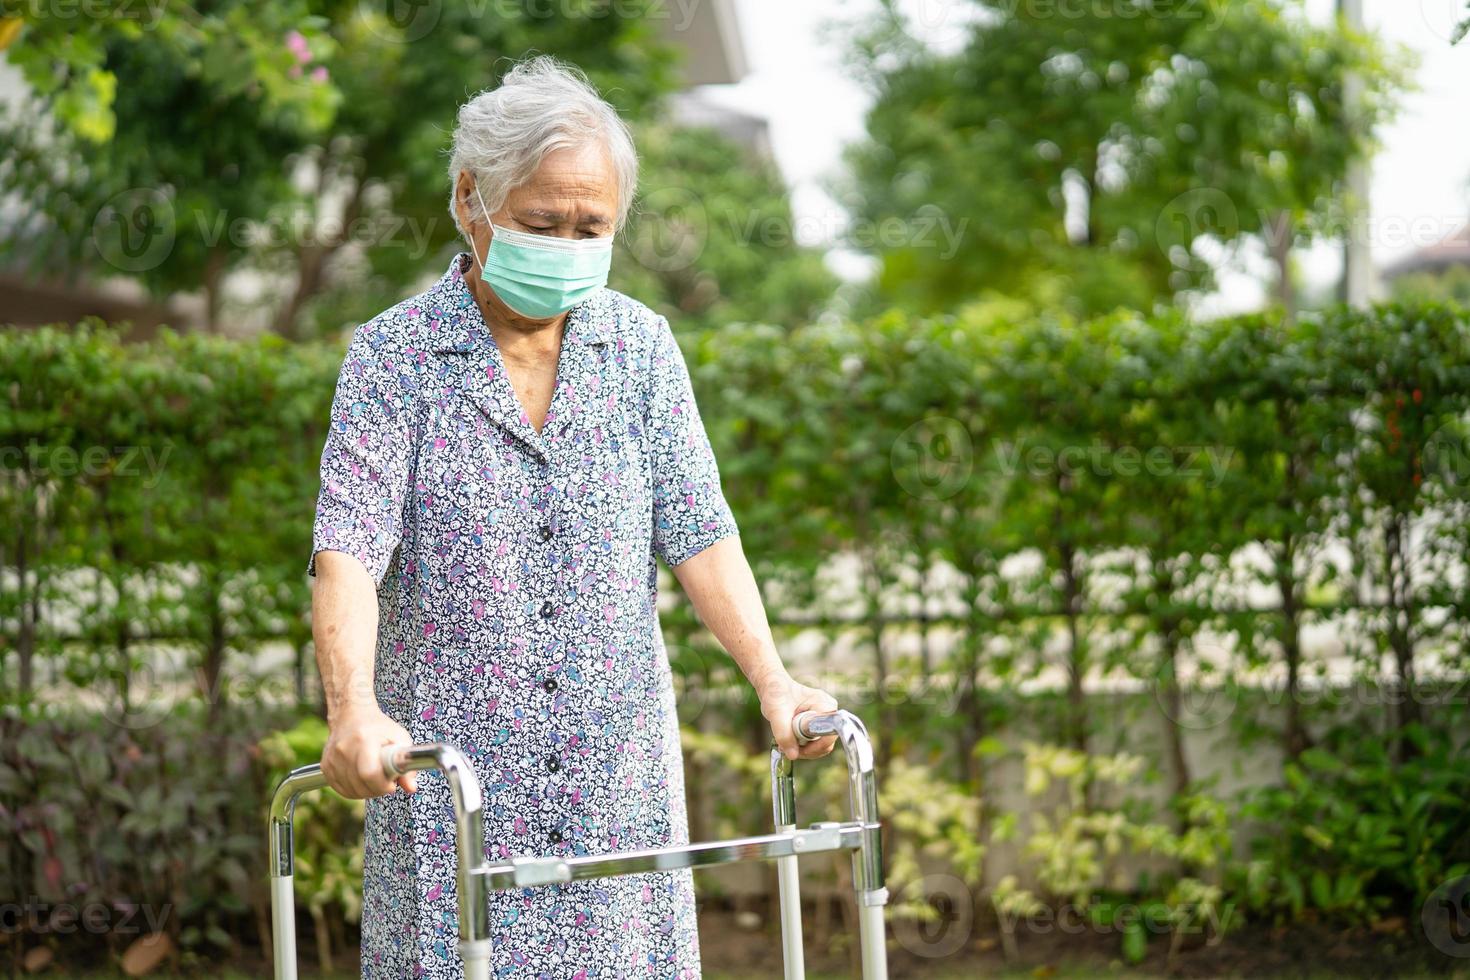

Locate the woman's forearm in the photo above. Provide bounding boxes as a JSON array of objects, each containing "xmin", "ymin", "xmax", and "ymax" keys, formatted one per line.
[
  {"xmin": 670, "ymin": 535, "xmax": 790, "ymax": 697},
  {"xmin": 312, "ymin": 550, "xmax": 383, "ymax": 721},
  {"xmin": 671, "ymin": 535, "xmax": 840, "ymax": 759},
  {"xmin": 312, "ymin": 550, "xmax": 418, "ymax": 797}
]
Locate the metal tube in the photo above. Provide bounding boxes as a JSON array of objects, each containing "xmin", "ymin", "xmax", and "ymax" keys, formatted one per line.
[
  {"xmin": 270, "ymin": 875, "xmax": 296, "ymax": 980},
  {"xmin": 268, "ymin": 765, "xmax": 327, "ymax": 980},
  {"xmin": 786, "ymin": 710, "xmax": 890, "ymax": 978},
  {"xmin": 268, "ymin": 713, "xmax": 887, "ymax": 979},
  {"xmin": 771, "ymin": 748, "xmax": 805, "ymax": 980},
  {"xmin": 468, "ymin": 823, "xmax": 866, "ymax": 891},
  {"xmin": 268, "ymin": 744, "xmax": 492, "ymax": 979},
  {"xmin": 857, "ymin": 903, "xmax": 888, "ymax": 980},
  {"xmin": 380, "ymin": 745, "xmax": 492, "ymax": 969}
]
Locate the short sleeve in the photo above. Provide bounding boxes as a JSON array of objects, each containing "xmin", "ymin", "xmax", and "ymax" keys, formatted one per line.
[
  {"xmin": 646, "ymin": 314, "xmax": 740, "ymax": 566},
  {"xmin": 307, "ymin": 318, "xmax": 419, "ymax": 585}
]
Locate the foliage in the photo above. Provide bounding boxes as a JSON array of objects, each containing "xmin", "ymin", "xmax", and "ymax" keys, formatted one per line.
[
  {"xmin": 1235, "ymin": 719, "xmax": 1470, "ymax": 925},
  {"xmin": 0, "ymin": 702, "xmax": 295, "ymax": 967},
  {"xmin": 2, "ymin": 301, "xmax": 1469, "ymax": 968},
  {"xmin": 612, "ymin": 123, "xmax": 838, "ymax": 332},
  {"xmin": 1390, "ymin": 265, "xmax": 1470, "ymax": 309},
  {"xmin": 989, "ymin": 743, "xmax": 1234, "ymax": 963},
  {"xmin": 0, "ymin": 5, "xmax": 830, "ymax": 341},
  {"xmin": 0, "ymin": 2, "xmax": 677, "ymax": 336},
  {"xmin": 839, "ymin": 0, "xmax": 1407, "ymax": 318},
  {"xmin": 682, "ymin": 725, "xmax": 984, "ymax": 929},
  {"xmin": 0, "ymin": 322, "xmax": 336, "ymax": 715}
]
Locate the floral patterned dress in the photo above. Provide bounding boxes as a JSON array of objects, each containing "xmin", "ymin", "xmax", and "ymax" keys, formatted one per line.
[{"xmin": 308, "ymin": 252, "xmax": 739, "ymax": 978}]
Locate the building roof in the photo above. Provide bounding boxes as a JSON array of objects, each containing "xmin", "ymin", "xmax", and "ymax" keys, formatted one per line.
[
  {"xmin": 656, "ymin": 0, "xmax": 749, "ymax": 86},
  {"xmin": 1384, "ymin": 223, "xmax": 1470, "ymax": 279}
]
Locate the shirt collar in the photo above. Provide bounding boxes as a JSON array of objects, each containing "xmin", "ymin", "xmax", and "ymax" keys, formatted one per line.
[{"xmin": 424, "ymin": 251, "xmax": 610, "ymax": 353}]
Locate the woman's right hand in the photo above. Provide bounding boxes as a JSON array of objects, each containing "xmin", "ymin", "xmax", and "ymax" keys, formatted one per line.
[{"xmin": 321, "ymin": 703, "xmax": 418, "ymax": 799}]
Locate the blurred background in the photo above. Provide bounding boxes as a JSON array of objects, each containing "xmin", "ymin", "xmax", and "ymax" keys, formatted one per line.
[{"xmin": 2, "ymin": 1, "xmax": 1469, "ymax": 977}]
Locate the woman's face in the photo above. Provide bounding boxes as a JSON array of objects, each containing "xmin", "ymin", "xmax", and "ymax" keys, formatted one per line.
[{"xmin": 455, "ymin": 143, "xmax": 620, "ymax": 326}]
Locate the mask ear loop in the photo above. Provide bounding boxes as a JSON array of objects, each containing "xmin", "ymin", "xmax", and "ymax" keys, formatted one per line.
[{"xmin": 469, "ymin": 181, "xmax": 494, "ymax": 270}]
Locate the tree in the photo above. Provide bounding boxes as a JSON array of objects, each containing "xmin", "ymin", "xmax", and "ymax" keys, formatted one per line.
[
  {"xmin": 0, "ymin": 1, "xmax": 677, "ymax": 337},
  {"xmin": 0, "ymin": 1, "xmax": 343, "ymax": 331},
  {"xmin": 838, "ymin": 0, "xmax": 1404, "ymax": 319},
  {"xmin": 612, "ymin": 123, "xmax": 837, "ymax": 332}
]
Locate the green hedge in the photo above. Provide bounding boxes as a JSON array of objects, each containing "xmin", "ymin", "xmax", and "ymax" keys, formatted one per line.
[
  {"xmin": 4, "ymin": 304, "xmax": 1469, "ymax": 777},
  {"xmin": 2, "ymin": 304, "xmax": 1469, "ymax": 966}
]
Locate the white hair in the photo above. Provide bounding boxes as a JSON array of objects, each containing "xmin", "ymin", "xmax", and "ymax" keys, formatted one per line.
[{"xmin": 447, "ymin": 55, "xmax": 638, "ymax": 237}]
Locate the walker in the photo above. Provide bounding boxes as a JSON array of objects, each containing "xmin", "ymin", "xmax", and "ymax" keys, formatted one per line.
[{"xmin": 268, "ymin": 709, "xmax": 890, "ymax": 979}]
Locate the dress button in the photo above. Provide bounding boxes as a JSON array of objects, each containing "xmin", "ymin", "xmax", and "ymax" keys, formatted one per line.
[
  {"xmin": 540, "ymin": 601, "xmax": 554, "ymax": 618},
  {"xmin": 543, "ymin": 677, "xmax": 559, "ymax": 693},
  {"xmin": 547, "ymin": 755, "xmax": 560, "ymax": 773},
  {"xmin": 549, "ymin": 828, "xmax": 563, "ymax": 844},
  {"xmin": 539, "ymin": 524, "xmax": 553, "ymax": 542}
]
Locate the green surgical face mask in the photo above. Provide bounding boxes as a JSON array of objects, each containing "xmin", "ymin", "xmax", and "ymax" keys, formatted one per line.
[{"xmin": 471, "ymin": 184, "xmax": 613, "ymax": 319}]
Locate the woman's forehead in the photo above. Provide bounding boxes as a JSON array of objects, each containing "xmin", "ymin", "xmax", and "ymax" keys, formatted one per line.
[{"xmin": 511, "ymin": 145, "xmax": 619, "ymax": 211}]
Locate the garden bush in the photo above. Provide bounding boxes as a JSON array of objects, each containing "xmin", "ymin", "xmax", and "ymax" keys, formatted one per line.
[{"xmin": 2, "ymin": 302, "xmax": 1468, "ymax": 968}]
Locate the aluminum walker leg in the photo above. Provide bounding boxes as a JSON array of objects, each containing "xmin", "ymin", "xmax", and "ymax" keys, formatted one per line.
[
  {"xmin": 782, "ymin": 710, "xmax": 891, "ymax": 980},
  {"xmin": 268, "ymin": 744, "xmax": 493, "ymax": 980},
  {"xmin": 772, "ymin": 748, "xmax": 805, "ymax": 980}
]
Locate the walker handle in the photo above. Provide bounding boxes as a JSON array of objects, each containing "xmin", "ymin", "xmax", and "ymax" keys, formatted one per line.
[
  {"xmin": 792, "ymin": 710, "xmax": 841, "ymax": 746},
  {"xmin": 381, "ymin": 743, "xmax": 410, "ymax": 779}
]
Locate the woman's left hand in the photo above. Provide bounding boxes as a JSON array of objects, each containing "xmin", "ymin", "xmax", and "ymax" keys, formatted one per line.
[{"xmin": 759, "ymin": 671, "xmax": 841, "ymax": 761}]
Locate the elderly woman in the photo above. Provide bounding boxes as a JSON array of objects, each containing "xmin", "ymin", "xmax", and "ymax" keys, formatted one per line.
[{"xmin": 307, "ymin": 56, "xmax": 839, "ymax": 978}]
